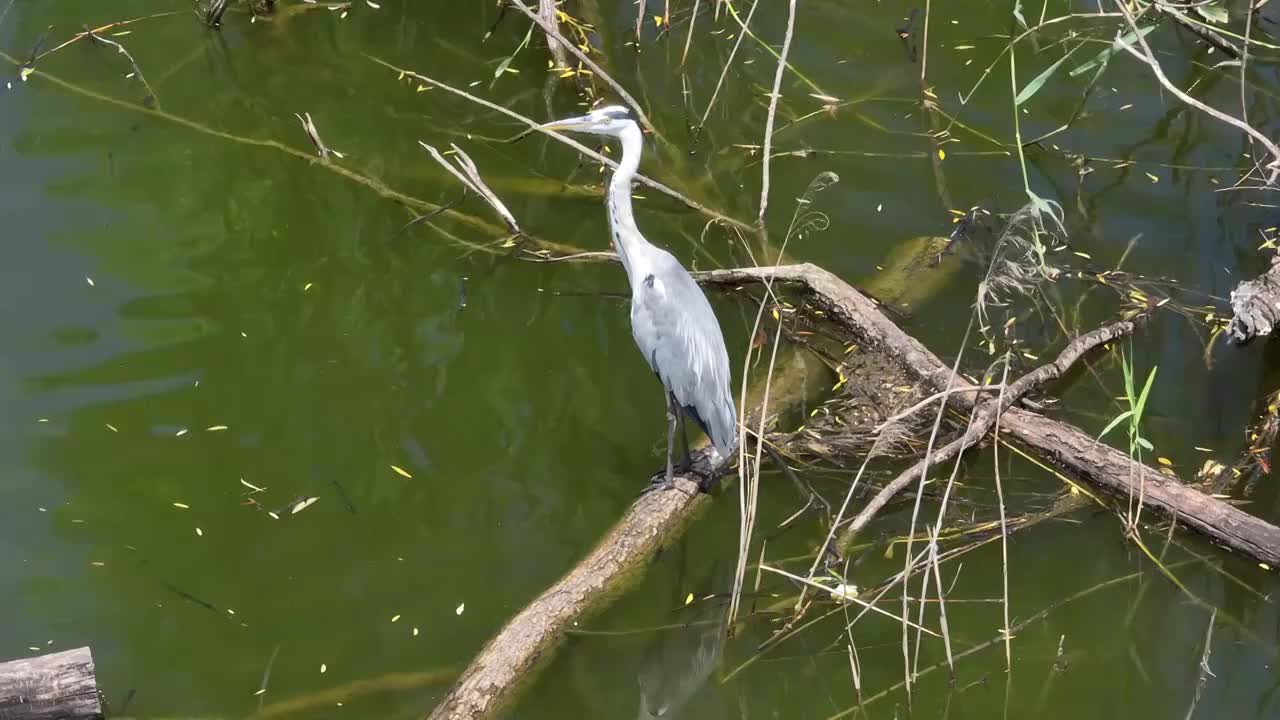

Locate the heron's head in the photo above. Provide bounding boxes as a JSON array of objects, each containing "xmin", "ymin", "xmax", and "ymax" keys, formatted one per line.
[{"xmin": 536, "ymin": 105, "xmax": 635, "ymax": 137}]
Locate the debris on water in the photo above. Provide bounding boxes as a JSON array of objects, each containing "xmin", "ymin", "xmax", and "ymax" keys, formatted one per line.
[
  {"xmin": 173, "ymin": 503, "xmax": 189, "ymax": 509},
  {"xmin": 456, "ymin": 603, "xmax": 465, "ymax": 616}
]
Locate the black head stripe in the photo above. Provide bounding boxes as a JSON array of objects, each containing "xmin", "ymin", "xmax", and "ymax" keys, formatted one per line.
[{"xmin": 599, "ymin": 106, "xmax": 631, "ymax": 120}]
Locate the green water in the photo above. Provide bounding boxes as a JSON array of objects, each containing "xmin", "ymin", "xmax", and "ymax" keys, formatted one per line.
[{"xmin": 2, "ymin": 1, "xmax": 1279, "ymax": 718}]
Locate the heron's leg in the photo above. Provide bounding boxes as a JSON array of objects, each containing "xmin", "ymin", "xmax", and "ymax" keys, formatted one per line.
[
  {"xmin": 675, "ymin": 405, "xmax": 693, "ymax": 473},
  {"xmin": 643, "ymin": 391, "xmax": 679, "ymax": 494},
  {"xmin": 663, "ymin": 391, "xmax": 677, "ymax": 487}
]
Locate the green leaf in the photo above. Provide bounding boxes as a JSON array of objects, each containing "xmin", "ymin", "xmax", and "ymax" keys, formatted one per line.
[
  {"xmin": 1098, "ymin": 410, "xmax": 1134, "ymax": 440},
  {"xmin": 1132, "ymin": 365, "xmax": 1158, "ymax": 426},
  {"xmin": 1069, "ymin": 24, "xmax": 1158, "ymax": 78},
  {"xmin": 1015, "ymin": 47, "xmax": 1079, "ymax": 106},
  {"xmin": 1136, "ymin": 436, "xmax": 1154, "ymax": 452}
]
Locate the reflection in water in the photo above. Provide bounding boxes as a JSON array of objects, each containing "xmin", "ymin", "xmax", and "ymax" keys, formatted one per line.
[{"xmin": 636, "ymin": 594, "xmax": 727, "ymax": 718}]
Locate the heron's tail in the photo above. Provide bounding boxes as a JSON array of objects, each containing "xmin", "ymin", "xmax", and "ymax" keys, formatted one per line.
[{"xmin": 681, "ymin": 391, "xmax": 738, "ymax": 460}]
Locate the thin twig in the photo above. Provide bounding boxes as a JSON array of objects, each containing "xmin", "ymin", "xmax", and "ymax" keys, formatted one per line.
[
  {"xmin": 420, "ymin": 142, "xmax": 523, "ymax": 235},
  {"xmin": 84, "ymin": 26, "xmax": 159, "ymax": 106},
  {"xmin": 873, "ymin": 385, "xmax": 1007, "ymax": 432},
  {"xmin": 681, "ymin": 0, "xmax": 701, "ymax": 66},
  {"xmin": 993, "ymin": 358, "xmax": 1013, "ymax": 671},
  {"xmin": 509, "ymin": 0, "xmax": 657, "ymax": 135},
  {"xmin": 366, "ymin": 54, "xmax": 753, "ymax": 231},
  {"xmin": 698, "ymin": 0, "xmax": 760, "ymax": 129},
  {"xmin": 757, "ymin": 0, "xmax": 798, "ymax": 227},
  {"xmin": 1113, "ymin": 0, "xmax": 1280, "ymax": 184}
]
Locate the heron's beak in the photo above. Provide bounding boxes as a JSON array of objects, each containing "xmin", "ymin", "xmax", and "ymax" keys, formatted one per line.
[
  {"xmin": 507, "ymin": 115, "xmax": 594, "ymax": 143},
  {"xmin": 536, "ymin": 114, "xmax": 593, "ymax": 133}
]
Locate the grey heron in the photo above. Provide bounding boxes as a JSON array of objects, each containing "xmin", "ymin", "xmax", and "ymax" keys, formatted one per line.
[{"xmin": 535, "ymin": 105, "xmax": 738, "ymax": 491}]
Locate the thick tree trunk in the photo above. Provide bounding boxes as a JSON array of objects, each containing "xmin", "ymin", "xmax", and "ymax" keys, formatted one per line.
[{"xmin": 0, "ymin": 647, "xmax": 102, "ymax": 720}]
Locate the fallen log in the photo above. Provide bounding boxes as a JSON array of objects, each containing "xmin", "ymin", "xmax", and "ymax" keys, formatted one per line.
[
  {"xmin": 427, "ymin": 349, "xmax": 822, "ymax": 720},
  {"xmin": 1227, "ymin": 254, "xmax": 1280, "ymax": 344},
  {"xmin": 698, "ymin": 263, "xmax": 1280, "ymax": 566},
  {"xmin": 0, "ymin": 647, "xmax": 102, "ymax": 720}
]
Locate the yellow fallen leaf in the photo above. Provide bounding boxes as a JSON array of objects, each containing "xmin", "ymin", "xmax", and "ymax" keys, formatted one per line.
[
  {"xmin": 1156, "ymin": 457, "xmax": 1172, "ymax": 467},
  {"xmin": 391, "ymin": 465, "xmax": 413, "ymax": 479},
  {"xmin": 173, "ymin": 503, "xmax": 190, "ymax": 509},
  {"xmin": 206, "ymin": 425, "xmax": 228, "ymax": 431},
  {"xmin": 938, "ymin": 148, "xmax": 946, "ymax": 160},
  {"xmin": 456, "ymin": 603, "xmax": 465, "ymax": 616},
  {"xmin": 685, "ymin": 592, "xmax": 694, "ymax": 605},
  {"xmin": 391, "ymin": 614, "xmax": 401, "ymax": 623}
]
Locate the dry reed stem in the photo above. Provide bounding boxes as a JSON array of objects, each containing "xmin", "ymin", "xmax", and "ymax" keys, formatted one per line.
[{"xmin": 756, "ymin": 0, "xmax": 798, "ymax": 227}]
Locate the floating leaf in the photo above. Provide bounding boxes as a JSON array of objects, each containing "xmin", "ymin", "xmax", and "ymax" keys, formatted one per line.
[
  {"xmin": 391, "ymin": 465, "xmax": 413, "ymax": 479},
  {"xmin": 1198, "ymin": 2, "xmax": 1228, "ymax": 24},
  {"xmin": 173, "ymin": 503, "xmax": 190, "ymax": 509},
  {"xmin": 685, "ymin": 592, "xmax": 694, "ymax": 605},
  {"xmin": 455, "ymin": 602, "xmax": 465, "ymax": 615}
]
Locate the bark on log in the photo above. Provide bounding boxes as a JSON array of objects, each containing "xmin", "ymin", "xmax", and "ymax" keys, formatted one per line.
[
  {"xmin": 698, "ymin": 263, "xmax": 1280, "ymax": 566},
  {"xmin": 427, "ymin": 350, "xmax": 820, "ymax": 720},
  {"xmin": 0, "ymin": 647, "xmax": 102, "ymax": 720},
  {"xmin": 1227, "ymin": 254, "xmax": 1280, "ymax": 344}
]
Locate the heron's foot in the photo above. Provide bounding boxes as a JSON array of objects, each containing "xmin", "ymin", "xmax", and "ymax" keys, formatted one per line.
[{"xmin": 641, "ymin": 468, "xmax": 695, "ymax": 497}]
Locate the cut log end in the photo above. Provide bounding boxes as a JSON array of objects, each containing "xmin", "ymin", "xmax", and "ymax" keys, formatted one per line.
[
  {"xmin": 1227, "ymin": 256, "xmax": 1280, "ymax": 345},
  {"xmin": 0, "ymin": 647, "xmax": 102, "ymax": 720}
]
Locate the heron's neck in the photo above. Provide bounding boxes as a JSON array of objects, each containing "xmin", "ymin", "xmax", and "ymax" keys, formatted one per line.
[{"xmin": 606, "ymin": 123, "xmax": 650, "ymax": 279}]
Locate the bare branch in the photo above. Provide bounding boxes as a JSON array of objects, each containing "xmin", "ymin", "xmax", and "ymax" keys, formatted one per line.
[
  {"xmin": 366, "ymin": 54, "xmax": 753, "ymax": 231},
  {"xmin": 420, "ymin": 142, "xmax": 522, "ymax": 235},
  {"xmin": 1114, "ymin": 0, "xmax": 1279, "ymax": 184},
  {"xmin": 757, "ymin": 0, "xmax": 798, "ymax": 227},
  {"xmin": 508, "ymin": 0, "xmax": 657, "ymax": 135}
]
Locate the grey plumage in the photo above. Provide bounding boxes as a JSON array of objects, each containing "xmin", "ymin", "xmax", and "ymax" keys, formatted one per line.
[{"xmin": 537, "ymin": 105, "xmax": 738, "ymax": 481}]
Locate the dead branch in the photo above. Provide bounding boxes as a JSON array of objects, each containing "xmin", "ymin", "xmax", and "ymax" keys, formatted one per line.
[
  {"xmin": 696, "ymin": 263, "xmax": 1280, "ymax": 566},
  {"xmin": 536, "ymin": 0, "xmax": 570, "ymax": 69},
  {"xmin": 420, "ymin": 143, "xmax": 522, "ymax": 235},
  {"xmin": 1226, "ymin": 253, "xmax": 1280, "ymax": 344},
  {"xmin": 366, "ymin": 55, "xmax": 753, "ymax": 232},
  {"xmin": 508, "ymin": 0, "xmax": 657, "ymax": 135},
  {"xmin": 426, "ymin": 350, "xmax": 820, "ymax": 720},
  {"xmin": 839, "ymin": 319, "xmax": 1134, "ymax": 549}
]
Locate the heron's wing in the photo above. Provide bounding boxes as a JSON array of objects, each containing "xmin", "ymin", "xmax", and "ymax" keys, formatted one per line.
[{"xmin": 630, "ymin": 252, "xmax": 738, "ymax": 456}]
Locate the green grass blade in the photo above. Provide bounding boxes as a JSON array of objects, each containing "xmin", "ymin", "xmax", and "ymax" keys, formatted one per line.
[{"xmin": 1015, "ymin": 47, "xmax": 1079, "ymax": 106}]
